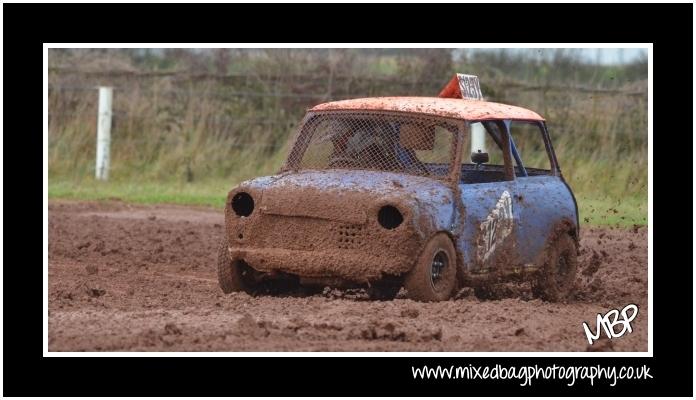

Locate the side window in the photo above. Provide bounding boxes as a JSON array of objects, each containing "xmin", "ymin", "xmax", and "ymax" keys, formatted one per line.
[{"xmin": 509, "ymin": 121, "xmax": 552, "ymax": 175}]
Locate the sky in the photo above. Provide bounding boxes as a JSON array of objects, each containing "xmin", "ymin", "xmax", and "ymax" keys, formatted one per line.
[
  {"xmin": 580, "ymin": 48, "xmax": 646, "ymax": 64},
  {"xmin": 139, "ymin": 47, "xmax": 648, "ymax": 66},
  {"xmin": 534, "ymin": 48, "xmax": 647, "ymax": 64},
  {"xmin": 456, "ymin": 48, "xmax": 648, "ymax": 65}
]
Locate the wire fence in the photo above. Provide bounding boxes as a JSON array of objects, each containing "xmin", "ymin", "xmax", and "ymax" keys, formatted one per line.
[{"xmin": 48, "ymin": 79, "xmax": 647, "ymax": 99}]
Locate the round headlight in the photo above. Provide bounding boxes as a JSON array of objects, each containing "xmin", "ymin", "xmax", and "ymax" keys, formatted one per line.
[
  {"xmin": 231, "ymin": 192, "xmax": 254, "ymax": 217},
  {"xmin": 378, "ymin": 205, "xmax": 403, "ymax": 229}
]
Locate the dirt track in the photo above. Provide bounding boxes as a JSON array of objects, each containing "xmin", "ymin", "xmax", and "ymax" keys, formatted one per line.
[{"xmin": 48, "ymin": 201, "xmax": 648, "ymax": 352}]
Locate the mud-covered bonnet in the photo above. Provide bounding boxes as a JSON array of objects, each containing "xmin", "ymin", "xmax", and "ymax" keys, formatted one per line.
[{"xmin": 238, "ymin": 169, "xmax": 456, "ymax": 231}]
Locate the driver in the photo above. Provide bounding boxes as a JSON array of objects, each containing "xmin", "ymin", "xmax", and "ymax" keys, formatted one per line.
[
  {"xmin": 330, "ymin": 120, "xmax": 397, "ymax": 170},
  {"xmin": 346, "ymin": 124, "xmax": 397, "ymax": 169}
]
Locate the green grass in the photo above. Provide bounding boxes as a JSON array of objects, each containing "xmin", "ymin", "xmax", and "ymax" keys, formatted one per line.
[
  {"xmin": 576, "ymin": 195, "xmax": 647, "ymax": 228},
  {"xmin": 48, "ymin": 177, "xmax": 647, "ymax": 228},
  {"xmin": 49, "ymin": 179, "xmax": 230, "ymax": 208}
]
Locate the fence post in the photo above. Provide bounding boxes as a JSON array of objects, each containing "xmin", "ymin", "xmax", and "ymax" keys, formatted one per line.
[{"xmin": 95, "ymin": 86, "xmax": 113, "ymax": 180}]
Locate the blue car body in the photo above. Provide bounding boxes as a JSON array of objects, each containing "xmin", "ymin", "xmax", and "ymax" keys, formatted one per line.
[{"xmin": 222, "ymin": 93, "xmax": 579, "ymax": 297}]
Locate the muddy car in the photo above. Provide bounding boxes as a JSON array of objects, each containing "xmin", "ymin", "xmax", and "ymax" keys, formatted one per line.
[{"xmin": 218, "ymin": 74, "xmax": 579, "ymax": 302}]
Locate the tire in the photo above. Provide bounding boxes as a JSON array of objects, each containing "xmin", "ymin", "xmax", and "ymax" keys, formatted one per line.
[
  {"xmin": 534, "ymin": 233, "xmax": 578, "ymax": 302},
  {"xmin": 404, "ymin": 233, "xmax": 457, "ymax": 302},
  {"xmin": 217, "ymin": 237, "xmax": 252, "ymax": 294}
]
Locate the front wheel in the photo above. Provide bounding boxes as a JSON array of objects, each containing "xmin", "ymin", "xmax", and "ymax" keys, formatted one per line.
[
  {"xmin": 217, "ymin": 238, "xmax": 253, "ymax": 294},
  {"xmin": 403, "ymin": 233, "xmax": 457, "ymax": 302}
]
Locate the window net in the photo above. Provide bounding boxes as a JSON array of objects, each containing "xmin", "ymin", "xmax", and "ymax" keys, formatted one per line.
[{"xmin": 284, "ymin": 112, "xmax": 459, "ymax": 178}]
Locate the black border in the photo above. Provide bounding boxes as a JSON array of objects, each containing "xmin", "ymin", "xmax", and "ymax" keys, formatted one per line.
[{"xmin": 3, "ymin": 2, "xmax": 693, "ymax": 397}]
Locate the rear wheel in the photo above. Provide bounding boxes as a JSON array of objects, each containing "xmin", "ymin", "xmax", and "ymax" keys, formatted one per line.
[
  {"xmin": 404, "ymin": 233, "xmax": 457, "ymax": 302},
  {"xmin": 533, "ymin": 233, "xmax": 578, "ymax": 301},
  {"xmin": 217, "ymin": 237, "xmax": 253, "ymax": 294}
]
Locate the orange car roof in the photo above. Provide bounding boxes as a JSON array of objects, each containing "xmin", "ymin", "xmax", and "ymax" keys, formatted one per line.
[{"xmin": 310, "ymin": 96, "xmax": 544, "ymax": 122}]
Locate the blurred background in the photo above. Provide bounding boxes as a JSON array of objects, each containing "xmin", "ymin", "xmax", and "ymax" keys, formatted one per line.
[{"xmin": 48, "ymin": 48, "xmax": 648, "ymax": 226}]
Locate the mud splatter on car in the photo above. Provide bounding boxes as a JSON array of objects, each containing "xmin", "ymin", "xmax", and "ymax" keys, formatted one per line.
[{"xmin": 219, "ymin": 74, "xmax": 579, "ymax": 302}]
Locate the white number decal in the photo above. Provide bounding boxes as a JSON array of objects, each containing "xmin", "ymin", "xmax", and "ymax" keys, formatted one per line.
[{"xmin": 478, "ymin": 190, "xmax": 514, "ymax": 263}]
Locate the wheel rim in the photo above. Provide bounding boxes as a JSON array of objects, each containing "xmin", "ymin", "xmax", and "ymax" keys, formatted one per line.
[{"xmin": 430, "ymin": 250, "xmax": 449, "ymax": 290}]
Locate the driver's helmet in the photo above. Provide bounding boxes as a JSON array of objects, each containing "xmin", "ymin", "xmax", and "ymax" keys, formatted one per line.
[{"xmin": 345, "ymin": 127, "xmax": 382, "ymax": 156}]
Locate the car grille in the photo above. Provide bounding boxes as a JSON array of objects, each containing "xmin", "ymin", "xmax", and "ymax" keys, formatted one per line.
[
  {"xmin": 252, "ymin": 215, "xmax": 367, "ymax": 251},
  {"xmin": 333, "ymin": 223, "xmax": 365, "ymax": 250}
]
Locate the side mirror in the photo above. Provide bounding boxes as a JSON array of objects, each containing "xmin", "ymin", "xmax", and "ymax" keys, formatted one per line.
[{"xmin": 471, "ymin": 151, "xmax": 489, "ymax": 165}]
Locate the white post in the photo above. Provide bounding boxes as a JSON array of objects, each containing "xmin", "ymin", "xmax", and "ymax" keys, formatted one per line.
[
  {"xmin": 471, "ymin": 122, "xmax": 486, "ymax": 154},
  {"xmin": 95, "ymin": 87, "xmax": 113, "ymax": 180}
]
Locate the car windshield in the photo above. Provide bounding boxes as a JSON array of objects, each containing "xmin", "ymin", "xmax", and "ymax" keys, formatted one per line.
[{"xmin": 284, "ymin": 111, "xmax": 460, "ymax": 179}]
